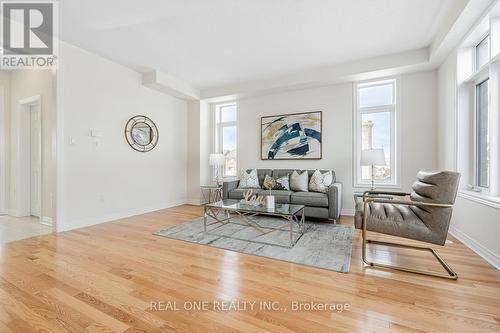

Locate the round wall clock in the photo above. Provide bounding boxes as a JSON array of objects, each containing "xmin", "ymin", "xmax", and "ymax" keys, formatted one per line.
[{"xmin": 124, "ymin": 115, "xmax": 159, "ymax": 152}]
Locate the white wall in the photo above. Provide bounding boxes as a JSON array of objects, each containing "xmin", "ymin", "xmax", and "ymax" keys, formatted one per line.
[
  {"xmin": 186, "ymin": 100, "xmax": 211, "ymax": 204},
  {"xmin": 236, "ymin": 71, "xmax": 438, "ymax": 213},
  {"xmin": 199, "ymin": 100, "xmax": 211, "ymax": 187},
  {"xmin": 57, "ymin": 42, "xmax": 188, "ymax": 232},
  {"xmin": 187, "ymin": 100, "xmax": 201, "ymax": 204},
  {"xmin": 437, "ymin": 52, "xmax": 457, "ymax": 170},
  {"xmin": 0, "ymin": 72, "xmax": 11, "ymax": 215},
  {"xmin": 438, "ymin": 50, "xmax": 500, "ymax": 269}
]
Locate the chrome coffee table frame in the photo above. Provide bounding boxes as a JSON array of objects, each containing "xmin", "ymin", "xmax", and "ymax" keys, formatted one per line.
[{"xmin": 203, "ymin": 200, "xmax": 306, "ymax": 248}]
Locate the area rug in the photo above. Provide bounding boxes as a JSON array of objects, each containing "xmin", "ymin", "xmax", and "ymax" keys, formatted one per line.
[{"xmin": 154, "ymin": 215, "xmax": 354, "ymax": 273}]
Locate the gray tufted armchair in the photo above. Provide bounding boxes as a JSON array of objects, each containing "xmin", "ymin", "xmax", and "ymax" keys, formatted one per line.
[{"xmin": 354, "ymin": 170, "xmax": 461, "ymax": 279}]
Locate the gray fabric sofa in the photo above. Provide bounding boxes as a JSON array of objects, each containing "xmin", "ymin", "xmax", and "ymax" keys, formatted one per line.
[{"xmin": 222, "ymin": 169, "xmax": 342, "ymax": 221}]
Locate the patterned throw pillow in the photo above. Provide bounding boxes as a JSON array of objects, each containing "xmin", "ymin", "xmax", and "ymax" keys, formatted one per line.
[
  {"xmin": 238, "ymin": 169, "xmax": 260, "ymax": 188},
  {"xmin": 309, "ymin": 170, "xmax": 333, "ymax": 193},
  {"xmin": 290, "ymin": 170, "xmax": 309, "ymax": 192},
  {"xmin": 263, "ymin": 174, "xmax": 290, "ymax": 191}
]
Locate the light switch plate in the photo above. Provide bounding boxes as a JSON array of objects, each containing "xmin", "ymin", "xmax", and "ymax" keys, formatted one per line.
[{"xmin": 90, "ymin": 129, "xmax": 102, "ymax": 138}]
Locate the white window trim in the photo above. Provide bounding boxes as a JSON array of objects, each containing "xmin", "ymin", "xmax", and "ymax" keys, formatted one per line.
[
  {"xmin": 214, "ymin": 101, "xmax": 238, "ymax": 178},
  {"xmin": 353, "ymin": 77, "xmax": 401, "ymax": 189},
  {"xmin": 472, "ymin": 75, "xmax": 490, "ymax": 194}
]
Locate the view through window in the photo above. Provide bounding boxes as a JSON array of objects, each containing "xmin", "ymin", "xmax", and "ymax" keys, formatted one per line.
[
  {"xmin": 476, "ymin": 79, "xmax": 489, "ymax": 189},
  {"xmin": 215, "ymin": 103, "xmax": 237, "ymax": 177},
  {"xmin": 355, "ymin": 79, "xmax": 397, "ymax": 186}
]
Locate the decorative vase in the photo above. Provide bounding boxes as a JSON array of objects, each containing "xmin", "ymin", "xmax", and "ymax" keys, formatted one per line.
[{"xmin": 266, "ymin": 195, "xmax": 275, "ymax": 209}]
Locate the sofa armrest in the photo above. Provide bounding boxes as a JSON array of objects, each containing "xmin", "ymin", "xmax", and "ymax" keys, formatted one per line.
[
  {"xmin": 222, "ymin": 180, "xmax": 239, "ymax": 199},
  {"xmin": 328, "ymin": 182, "xmax": 342, "ymax": 219}
]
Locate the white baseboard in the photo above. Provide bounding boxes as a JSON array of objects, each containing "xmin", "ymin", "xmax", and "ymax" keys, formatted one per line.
[
  {"xmin": 8, "ymin": 209, "xmax": 24, "ymax": 217},
  {"xmin": 449, "ymin": 226, "xmax": 500, "ymax": 270},
  {"xmin": 187, "ymin": 198, "xmax": 202, "ymax": 205},
  {"xmin": 57, "ymin": 199, "xmax": 188, "ymax": 232},
  {"xmin": 341, "ymin": 208, "xmax": 355, "ymax": 216},
  {"xmin": 40, "ymin": 216, "xmax": 53, "ymax": 226}
]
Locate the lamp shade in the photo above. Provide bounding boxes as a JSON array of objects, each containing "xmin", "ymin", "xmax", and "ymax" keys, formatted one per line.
[
  {"xmin": 361, "ymin": 149, "xmax": 386, "ymax": 166},
  {"xmin": 209, "ymin": 153, "xmax": 225, "ymax": 166}
]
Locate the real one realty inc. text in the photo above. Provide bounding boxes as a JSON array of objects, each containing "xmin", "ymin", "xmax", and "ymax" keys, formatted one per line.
[{"xmin": 150, "ymin": 300, "xmax": 351, "ymax": 313}]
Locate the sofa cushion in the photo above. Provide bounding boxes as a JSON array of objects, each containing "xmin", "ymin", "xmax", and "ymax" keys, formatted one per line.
[
  {"xmin": 290, "ymin": 170, "xmax": 309, "ymax": 192},
  {"xmin": 238, "ymin": 169, "xmax": 260, "ymax": 189},
  {"xmin": 257, "ymin": 190, "xmax": 292, "ymax": 204},
  {"xmin": 291, "ymin": 191, "xmax": 328, "ymax": 207},
  {"xmin": 263, "ymin": 174, "xmax": 290, "ymax": 190},
  {"xmin": 249, "ymin": 169, "xmax": 272, "ymax": 188},
  {"xmin": 307, "ymin": 169, "xmax": 336, "ymax": 183},
  {"xmin": 309, "ymin": 170, "xmax": 333, "ymax": 193},
  {"xmin": 228, "ymin": 188, "xmax": 260, "ymax": 200},
  {"xmin": 272, "ymin": 169, "xmax": 293, "ymax": 179}
]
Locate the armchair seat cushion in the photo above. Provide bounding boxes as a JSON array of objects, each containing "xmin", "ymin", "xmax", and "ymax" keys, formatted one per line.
[
  {"xmin": 291, "ymin": 191, "xmax": 328, "ymax": 207},
  {"xmin": 355, "ymin": 202, "xmax": 435, "ymax": 244}
]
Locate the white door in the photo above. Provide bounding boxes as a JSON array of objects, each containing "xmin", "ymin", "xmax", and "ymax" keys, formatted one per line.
[{"xmin": 29, "ymin": 105, "xmax": 41, "ymax": 217}]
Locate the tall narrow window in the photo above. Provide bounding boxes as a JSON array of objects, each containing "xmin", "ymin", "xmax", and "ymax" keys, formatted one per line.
[
  {"xmin": 215, "ymin": 103, "xmax": 237, "ymax": 177},
  {"xmin": 354, "ymin": 78, "xmax": 398, "ymax": 187},
  {"xmin": 475, "ymin": 79, "xmax": 489, "ymax": 189}
]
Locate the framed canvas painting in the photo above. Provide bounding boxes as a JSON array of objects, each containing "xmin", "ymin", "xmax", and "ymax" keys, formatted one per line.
[{"xmin": 261, "ymin": 111, "xmax": 322, "ymax": 160}]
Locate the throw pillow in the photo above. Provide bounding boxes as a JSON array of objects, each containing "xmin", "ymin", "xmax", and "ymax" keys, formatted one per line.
[
  {"xmin": 290, "ymin": 170, "xmax": 309, "ymax": 192},
  {"xmin": 309, "ymin": 170, "xmax": 333, "ymax": 193},
  {"xmin": 238, "ymin": 169, "xmax": 260, "ymax": 188},
  {"xmin": 263, "ymin": 174, "xmax": 290, "ymax": 191}
]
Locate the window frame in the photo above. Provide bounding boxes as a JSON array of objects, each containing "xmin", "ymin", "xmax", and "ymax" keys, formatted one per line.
[
  {"xmin": 473, "ymin": 77, "xmax": 490, "ymax": 193},
  {"xmin": 353, "ymin": 77, "xmax": 401, "ymax": 188},
  {"xmin": 214, "ymin": 102, "xmax": 238, "ymax": 177}
]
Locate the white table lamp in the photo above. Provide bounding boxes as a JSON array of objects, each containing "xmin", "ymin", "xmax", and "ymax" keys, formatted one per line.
[
  {"xmin": 361, "ymin": 149, "xmax": 386, "ymax": 190},
  {"xmin": 209, "ymin": 153, "xmax": 225, "ymax": 185}
]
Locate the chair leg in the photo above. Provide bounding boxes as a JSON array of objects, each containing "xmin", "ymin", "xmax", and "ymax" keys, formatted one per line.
[
  {"xmin": 361, "ymin": 202, "xmax": 458, "ymax": 280},
  {"xmin": 362, "ymin": 238, "xmax": 458, "ymax": 280}
]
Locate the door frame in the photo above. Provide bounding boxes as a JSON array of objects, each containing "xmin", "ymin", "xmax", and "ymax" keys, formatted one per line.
[{"xmin": 17, "ymin": 95, "xmax": 42, "ymax": 219}]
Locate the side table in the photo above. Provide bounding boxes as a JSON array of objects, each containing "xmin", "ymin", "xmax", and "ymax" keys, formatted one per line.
[{"xmin": 200, "ymin": 185, "xmax": 223, "ymax": 204}]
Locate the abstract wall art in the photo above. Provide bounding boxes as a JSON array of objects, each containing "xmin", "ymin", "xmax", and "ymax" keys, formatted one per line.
[{"xmin": 261, "ymin": 111, "xmax": 322, "ymax": 160}]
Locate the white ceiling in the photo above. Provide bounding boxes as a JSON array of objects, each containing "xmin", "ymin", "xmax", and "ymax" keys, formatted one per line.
[{"xmin": 60, "ymin": 0, "xmax": 455, "ymax": 90}]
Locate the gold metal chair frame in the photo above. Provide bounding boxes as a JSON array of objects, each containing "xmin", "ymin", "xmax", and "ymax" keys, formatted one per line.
[{"xmin": 361, "ymin": 190, "xmax": 458, "ymax": 280}]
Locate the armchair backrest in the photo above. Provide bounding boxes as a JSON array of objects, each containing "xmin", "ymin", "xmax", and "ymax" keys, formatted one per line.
[
  {"xmin": 410, "ymin": 171, "xmax": 461, "ymax": 204},
  {"xmin": 410, "ymin": 170, "xmax": 461, "ymax": 245}
]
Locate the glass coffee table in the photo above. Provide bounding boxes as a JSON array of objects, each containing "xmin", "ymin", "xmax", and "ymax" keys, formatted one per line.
[{"xmin": 204, "ymin": 199, "xmax": 306, "ymax": 248}]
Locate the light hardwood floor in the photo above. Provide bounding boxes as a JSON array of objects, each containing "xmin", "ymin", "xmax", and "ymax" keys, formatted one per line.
[
  {"xmin": 0, "ymin": 204, "xmax": 499, "ymax": 333},
  {"xmin": 0, "ymin": 216, "xmax": 53, "ymax": 245}
]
